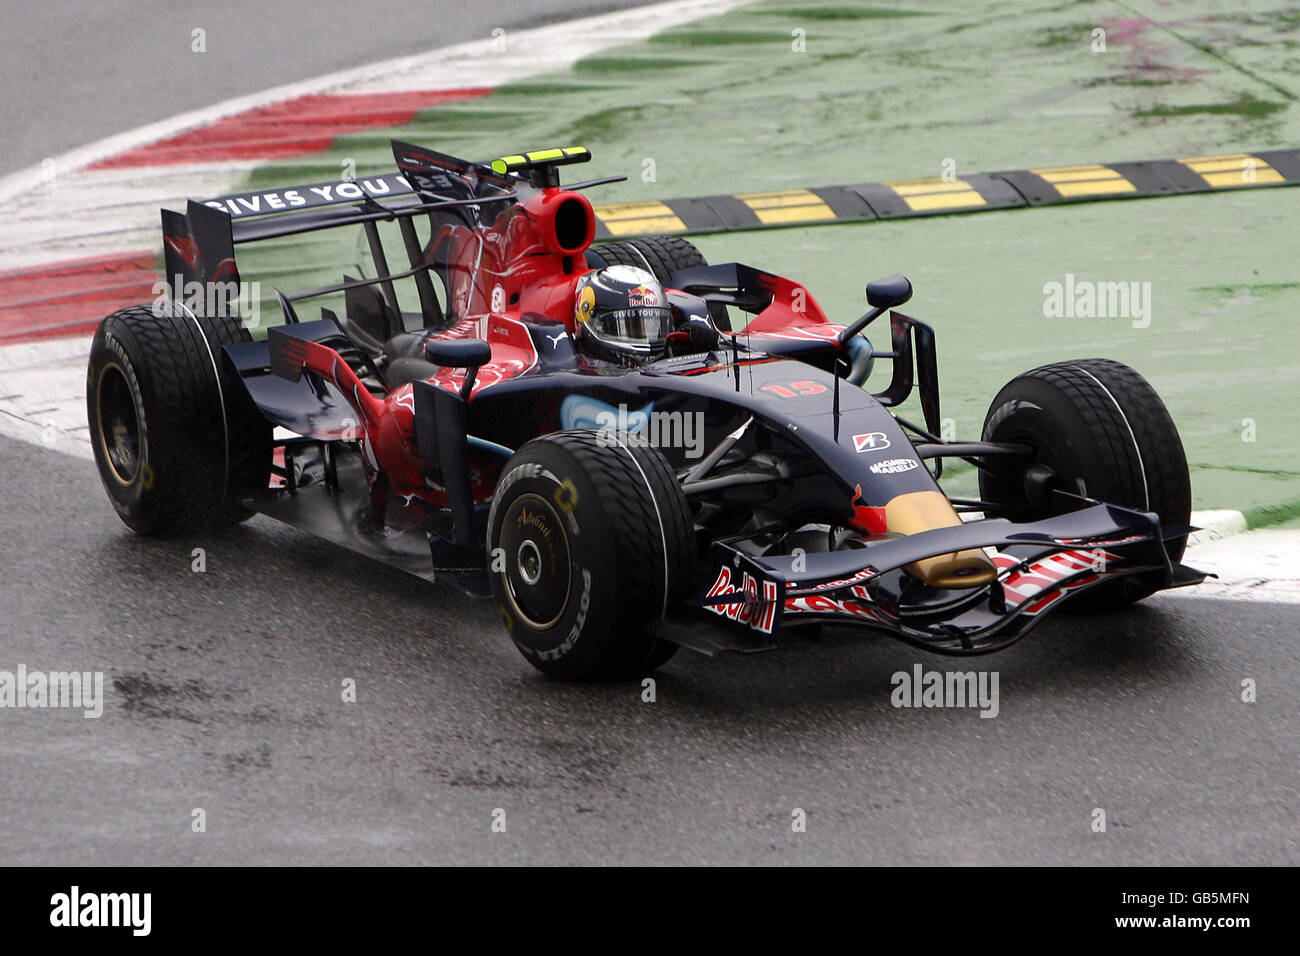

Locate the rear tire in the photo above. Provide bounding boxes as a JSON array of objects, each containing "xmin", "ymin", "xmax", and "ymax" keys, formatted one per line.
[
  {"xmin": 87, "ymin": 304, "xmax": 272, "ymax": 535},
  {"xmin": 979, "ymin": 358, "xmax": 1191, "ymax": 606},
  {"xmin": 488, "ymin": 430, "xmax": 694, "ymax": 679}
]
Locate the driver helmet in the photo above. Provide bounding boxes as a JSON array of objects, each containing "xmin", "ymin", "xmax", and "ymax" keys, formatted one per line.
[{"xmin": 573, "ymin": 265, "xmax": 672, "ymax": 366}]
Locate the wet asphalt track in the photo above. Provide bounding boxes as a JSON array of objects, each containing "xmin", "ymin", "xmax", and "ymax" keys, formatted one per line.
[
  {"xmin": 1, "ymin": 433, "xmax": 1295, "ymax": 865},
  {"xmin": 1, "ymin": 0, "xmax": 661, "ymax": 171}
]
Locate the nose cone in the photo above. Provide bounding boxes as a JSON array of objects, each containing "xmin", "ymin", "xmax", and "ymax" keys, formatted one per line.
[
  {"xmin": 884, "ymin": 490, "xmax": 997, "ymax": 589},
  {"xmin": 907, "ymin": 551, "xmax": 999, "ymax": 589}
]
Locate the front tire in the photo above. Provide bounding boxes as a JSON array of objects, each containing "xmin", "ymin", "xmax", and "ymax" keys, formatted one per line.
[
  {"xmin": 589, "ymin": 236, "xmax": 727, "ymax": 328},
  {"xmin": 588, "ymin": 236, "xmax": 708, "ymax": 285},
  {"xmin": 979, "ymin": 358, "xmax": 1191, "ymax": 606},
  {"xmin": 87, "ymin": 304, "xmax": 271, "ymax": 535},
  {"xmin": 488, "ymin": 430, "xmax": 694, "ymax": 679}
]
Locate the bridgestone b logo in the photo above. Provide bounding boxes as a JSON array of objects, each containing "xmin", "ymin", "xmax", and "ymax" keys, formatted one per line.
[{"xmin": 705, "ymin": 567, "xmax": 778, "ymax": 634}]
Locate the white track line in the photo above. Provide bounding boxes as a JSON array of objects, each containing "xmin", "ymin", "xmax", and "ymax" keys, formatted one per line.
[
  {"xmin": 1, "ymin": 162, "xmax": 266, "ymax": 270},
  {"xmin": 1187, "ymin": 508, "xmax": 1248, "ymax": 547},
  {"xmin": 0, "ymin": 335, "xmax": 94, "ymax": 458},
  {"xmin": 1161, "ymin": 528, "xmax": 1300, "ymax": 604}
]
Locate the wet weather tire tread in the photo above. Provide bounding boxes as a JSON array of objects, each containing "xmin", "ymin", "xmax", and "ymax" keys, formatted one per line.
[
  {"xmin": 590, "ymin": 237, "xmax": 708, "ymax": 285},
  {"xmin": 980, "ymin": 358, "xmax": 1191, "ymax": 607},
  {"xmin": 88, "ymin": 305, "xmax": 271, "ymax": 535},
  {"xmin": 490, "ymin": 430, "xmax": 694, "ymax": 679}
]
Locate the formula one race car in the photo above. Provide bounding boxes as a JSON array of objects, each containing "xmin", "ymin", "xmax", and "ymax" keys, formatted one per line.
[{"xmin": 87, "ymin": 141, "xmax": 1204, "ymax": 678}]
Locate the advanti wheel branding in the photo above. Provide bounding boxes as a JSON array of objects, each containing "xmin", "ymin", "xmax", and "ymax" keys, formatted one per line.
[
  {"xmin": 498, "ymin": 492, "xmax": 572, "ymax": 631},
  {"xmin": 515, "ymin": 505, "xmax": 553, "ymax": 540}
]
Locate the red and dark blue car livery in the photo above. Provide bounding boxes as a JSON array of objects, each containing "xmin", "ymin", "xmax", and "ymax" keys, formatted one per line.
[{"xmin": 86, "ymin": 141, "xmax": 1204, "ymax": 679}]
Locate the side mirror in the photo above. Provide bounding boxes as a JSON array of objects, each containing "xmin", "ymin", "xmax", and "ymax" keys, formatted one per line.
[
  {"xmin": 681, "ymin": 315, "xmax": 720, "ymax": 352},
  {"xmin": 423, "ymin": 338, "xmax": 491, "ymax": 400},
  {"xmin": 423, "ymin": 338, "xmax": 491, "ymax": 369},
  {"xmin": 865, "ymin": 274, "xmax": 912, "ymax": 310}
]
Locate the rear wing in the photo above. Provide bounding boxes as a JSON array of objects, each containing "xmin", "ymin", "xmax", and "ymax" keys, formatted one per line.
[
  {"xmin": 185, "ymin": 141, "xmax": 512, "ymax": 241},
  {"xmin": 198, "ymin": 171, "xmax": 421, "ymax": 242},
  {"xmin": 159, "ymin": 140, "xmax": 521, "ymax": 325}
]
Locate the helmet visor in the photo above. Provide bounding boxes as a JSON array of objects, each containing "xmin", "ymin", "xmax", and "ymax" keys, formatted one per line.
[{"xmin": 590, "ymin": 306, "xmax": 672, "ymax": 353}]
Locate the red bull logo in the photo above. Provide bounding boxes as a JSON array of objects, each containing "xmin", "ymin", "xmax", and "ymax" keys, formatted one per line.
[
  {"xmin": 849, "ymin": 484, "xmax": 887, "ymax": 534},
  {"xmin": 628, "ymin": 284, "xmax": 659, "ymax": 307},
  {"xmin": 704, "ymin": 566, "xmax": 779, "ymax": 634}
]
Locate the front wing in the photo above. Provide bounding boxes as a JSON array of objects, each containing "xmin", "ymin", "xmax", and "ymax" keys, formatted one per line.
[{"xmin": 681, "ymin": 503, "xmax": 1206, "ymax": 656}]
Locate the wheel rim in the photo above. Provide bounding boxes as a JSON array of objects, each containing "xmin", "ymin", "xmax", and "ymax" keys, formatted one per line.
[
  {"xmin": 96, "ymin": 363, "xmax": 142, "ymax": 485},
  {"xmin": 498, "ymin": 493, "xmax": 572, "ymax": 629}
]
